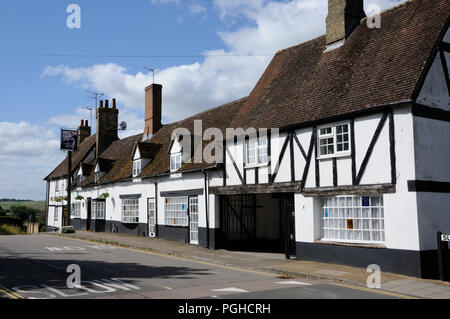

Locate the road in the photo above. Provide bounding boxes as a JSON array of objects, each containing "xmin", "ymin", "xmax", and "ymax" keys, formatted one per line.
[{"xmin": 0, "ymin": 235, "xmax": 409, "ymax": 299}]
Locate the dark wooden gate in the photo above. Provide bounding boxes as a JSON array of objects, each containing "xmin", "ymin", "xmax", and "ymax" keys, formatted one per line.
[{"xmin": 220, "ymin": 194, "xmax": 256, "ymax": 247}]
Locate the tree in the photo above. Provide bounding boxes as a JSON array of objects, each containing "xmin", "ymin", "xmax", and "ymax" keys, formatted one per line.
[
  {"xmin": 9, "ymin": 205, "xmax": 40, "ymax": 223},
  {"xmin": 0, "ymin": 206, "xmax": 5, "ymax": 217}
]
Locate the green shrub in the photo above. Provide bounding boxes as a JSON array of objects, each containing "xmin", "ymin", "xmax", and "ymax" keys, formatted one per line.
[{"xmin": 9, "ymin": 205, "xmax": 40, "ymax": 223}]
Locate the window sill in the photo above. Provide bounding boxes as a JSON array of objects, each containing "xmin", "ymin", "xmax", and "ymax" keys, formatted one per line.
[
  {"xmin": 317, "ymin": 153, "xmax": 351, "ymax": 160},
  {"xmin": 315, "ymin": 240, "xmax": 386, "ymax": 249},
  {"xmin": 244, "ymin": 163, "xmax": 269, "ymax": 169}
]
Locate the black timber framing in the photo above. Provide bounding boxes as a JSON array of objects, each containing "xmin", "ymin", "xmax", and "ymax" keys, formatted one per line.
[
  {"xmin": 222, "ymin": 140, "xmax": 226, "ymax": 186},
  {"xmin": 267, "ymin": 129, "xmax": 272, "ymax": 182},
  {"xmin": 412, "ymin": 18, "xmax": 449, "ymax": 101},
  {"xmin": 243, "ymin": 135, "xmax": 248, "ymax": 185},
  {"xmin": 269, "ymin": 135, "xmax": 290, "ymax": 183},
  {"xmin": 210, "ymin": 182, "xmax": 302, "ymax": 195},
  {"xmin": 441, "ymin": 41, "xmax": 450, "ymax": 53},
  {"xmin": 289, "ymin": 132, "xmax": 295, "ymax": 182},
  {"xmin": 350, "ymin": 119, "xmax": 357, "ymax": 185},
  {"xmin": 389, "ymin": 110, "xmax": 397, "ymax": 185},
  {"xmin": 255, "ymin": 131, "xmax": 259, "ymax": 184},
  {"xmin": 314, "ymin": 126, "xmax": 319, "ymax": 187},
  {"xmin": 355, "ymin": 112, "xmax": 388, "ymax": 185},
  {"xmin": 408, "ymin": 180, "xmax": 450, "ymax": 193},
  {"xmin": 226, "ymin": 146, "xmax": 245, "ymax": 185},
  {"xmin": 412, "ymin": 103, "xmax": 450, "ymax": 122},
  {"xmin": 301, "ymin": 130, "xmax": 315, "ymax": 190},
  {"xmin": 332, "ymin": 158, "xmax": 338, "ymax": 187},
  {"xmin": 292, "ymin": 133, "xmax": 307, "ymax": 161}
]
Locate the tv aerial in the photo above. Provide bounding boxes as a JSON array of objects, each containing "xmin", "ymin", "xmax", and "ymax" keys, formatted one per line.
[
  {"xmin": 143, "ymin": 67, "xmax": 155, "ymax": 84},
  {"xmin": 85, "ymin": 90, "xmax": 104, "ymax": 108}
]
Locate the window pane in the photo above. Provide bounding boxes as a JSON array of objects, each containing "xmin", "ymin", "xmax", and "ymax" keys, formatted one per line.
[{"xmin": 322, "ymin": 195, "xmax": 384, "ymax": 244}]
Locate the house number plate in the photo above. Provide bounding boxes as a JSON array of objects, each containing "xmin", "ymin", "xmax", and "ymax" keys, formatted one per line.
[{"xmin": 441, "ymin": 234, "xmax": 450, "ymax": 242}]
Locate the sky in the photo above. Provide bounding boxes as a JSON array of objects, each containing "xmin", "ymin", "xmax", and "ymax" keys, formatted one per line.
[{"xmin": 0, "ymin": 0, "xmax": 407, "ymax": 200}]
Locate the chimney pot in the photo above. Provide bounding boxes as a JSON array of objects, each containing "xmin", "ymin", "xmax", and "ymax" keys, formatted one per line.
[
  {"xmin": 105, "ymin": 100, "xmax": 109, "ymax": 108},
  {"xmin": 112, "ymin": 98, "xmax": 116, "ymax": 109},
  {"xmin": 99, "ymin": 100, "xmax": 104, "ymax": 108},
  {"xmin": 81, "ymin": 120, "xmax": 84, "ymax": 126},
  {"xmin": 85, "ymin": 120, "xmax": 89, "ymax": 126}
]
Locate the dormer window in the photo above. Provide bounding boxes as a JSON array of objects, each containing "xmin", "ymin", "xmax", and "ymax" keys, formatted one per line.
[
  {"xmin": 170, "ymin": 152, "xmax": 182, "ymax": 172},
  {"xmin": 318, "ymin": 122, "xmax": 351, "ymax": 159},
  {"xmin": 133, "ymin": 160, "xmax": 142, "ymax": 177}
]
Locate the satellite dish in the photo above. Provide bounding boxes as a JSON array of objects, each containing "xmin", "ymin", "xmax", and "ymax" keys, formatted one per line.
[{"xmin": 119, "ymin": 121, "xmax": 127, "ymax": 131}]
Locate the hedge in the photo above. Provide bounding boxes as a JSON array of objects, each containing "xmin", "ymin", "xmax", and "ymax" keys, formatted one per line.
[{"xmin": 0, "ymin": 216, "xmax": 23, "ymax": 227}]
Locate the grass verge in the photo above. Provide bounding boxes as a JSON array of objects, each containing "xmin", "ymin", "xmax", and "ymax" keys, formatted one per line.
[{"xmin": 0, "ymin": 224, "xmax": 26, "ymax": 235}]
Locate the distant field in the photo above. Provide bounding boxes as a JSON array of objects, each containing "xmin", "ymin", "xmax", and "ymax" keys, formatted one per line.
[{"xmin": 0, "ymin": 201, "xmax": 45, "ymax": 212}]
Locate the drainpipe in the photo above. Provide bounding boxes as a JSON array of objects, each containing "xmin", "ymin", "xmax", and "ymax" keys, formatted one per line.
[{"xmin": 202, "ymin": 169, "xmax": 210, "ymax": 249}]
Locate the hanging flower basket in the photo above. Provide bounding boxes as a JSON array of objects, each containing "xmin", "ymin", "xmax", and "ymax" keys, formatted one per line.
[
  {"xmin": 75, "ymin": 195, "xmax": 84, "ymax": 201},
  {"xmin": 99, "ymin": 192, "xmax": 110, "ymax": 199}
]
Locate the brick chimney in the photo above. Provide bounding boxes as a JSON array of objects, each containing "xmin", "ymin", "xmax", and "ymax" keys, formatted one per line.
[
  {"xmin": 326, "ymin": 0, "xmax": 365, "ymax": 46},
  {"xmin": 144, "ymin": 84, "xmax": 162, "ymax": 139},
  {"xmin": 96, "ymin": 99, "xmax": 119, "ymax": 158},
  {"xmin": 77, "ymin": 119, "xmax": 91, "ymax": 146}
]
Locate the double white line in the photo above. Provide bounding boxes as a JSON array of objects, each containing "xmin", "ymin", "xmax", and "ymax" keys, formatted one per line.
[{"xmin": 0, "ymin": 285, "xmax": 24, "ymax": 299}]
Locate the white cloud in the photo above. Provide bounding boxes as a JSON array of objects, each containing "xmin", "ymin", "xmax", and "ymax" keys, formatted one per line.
[{"xmin": 0, "ymin": 121, "xmax": 63, "ymax": 200}]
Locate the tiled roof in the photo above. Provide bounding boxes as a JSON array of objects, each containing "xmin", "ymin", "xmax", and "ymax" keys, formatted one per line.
[
  {"xmin": 45, "ymin": 134, "xmax": 96, "ymax": 181},
  {"xmin": 230, "ymin": 0, "xmax": 450, "ymax": 130},
  {"xmin": 79, "ymin": 134, "xmax": 143, "ymax": 187},
  {"xmin": 139, "ymin": 97, "xmax": 247, "ymax": 177}
]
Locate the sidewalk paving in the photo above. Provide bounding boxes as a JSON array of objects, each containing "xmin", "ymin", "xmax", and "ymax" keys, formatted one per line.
[{"xmin": 49, "ymin": 231, "xmax": 450, "ymax": 299}]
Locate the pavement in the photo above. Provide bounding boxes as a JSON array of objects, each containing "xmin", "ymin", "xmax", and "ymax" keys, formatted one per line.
[{"xmin": 49, "ymin": 230, "xmax": 450, "ymax": 299}]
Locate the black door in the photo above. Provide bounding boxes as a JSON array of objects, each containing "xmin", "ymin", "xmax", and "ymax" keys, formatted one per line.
[
  {"xmin": 281, "ymin": 194, "xmax": 295, "ymax": 259},
  {"xmin": 86, "ymin": 198, "xmax": 92, "ymax": 231}
]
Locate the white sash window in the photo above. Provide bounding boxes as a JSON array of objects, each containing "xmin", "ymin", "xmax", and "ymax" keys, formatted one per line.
[
  {"xmin": 246, "ymin": 135, "xmax": 268, "ymax": 166},
  {"xmin": 170, "ymin": 153, "xmax": 182, "ymax": 172}
]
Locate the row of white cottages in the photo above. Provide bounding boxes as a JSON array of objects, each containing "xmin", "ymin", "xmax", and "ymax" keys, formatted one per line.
[{"xmin": 45, "ymin": 0, "xmax": 450, "ymax": 278}]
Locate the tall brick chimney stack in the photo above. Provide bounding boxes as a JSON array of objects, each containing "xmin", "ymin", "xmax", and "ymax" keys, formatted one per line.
[
  {"xmin": 144, "ymin": 84, "xmax": 163, "ymax": 139},
  {"xmin": 77, "ymin": 119, "xmax": 91, "ymax": 146},
  {"xmin": 326, "ymin": 0, "xmax": 365, "ymax": 46},
  {"xmin": 96, "ymin": 99, "xmax": 119, "ymax": 159}
]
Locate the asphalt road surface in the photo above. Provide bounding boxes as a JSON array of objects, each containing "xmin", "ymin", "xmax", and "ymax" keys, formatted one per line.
[{"xmin": 0, "ymin": 235, "xmax": 408, "ymax": 299}]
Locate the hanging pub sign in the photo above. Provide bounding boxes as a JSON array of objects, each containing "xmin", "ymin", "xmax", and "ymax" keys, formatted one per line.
[
  {"xmin": 60, "ymin": 129, "xmax": 78, "ymax": 151},
  {"xmin": 442, "ymin": 234, "xmax": 450, "ymax": 242}
]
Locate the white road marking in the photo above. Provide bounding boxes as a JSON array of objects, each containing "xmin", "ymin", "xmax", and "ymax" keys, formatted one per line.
[
  {"xmin": 275, "ymin": 281, "xmax": 312, "ymax": 286},
  {"xmin": 211, "ymin": 287, "xmax": 248, "ymax": 293}
]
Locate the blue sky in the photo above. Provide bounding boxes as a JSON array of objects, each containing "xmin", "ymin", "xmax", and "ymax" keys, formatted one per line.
[{"xmin": 0, "ymin": 0, "xmax": 406, "ymax": 200}]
